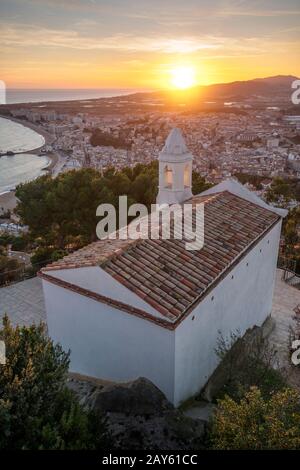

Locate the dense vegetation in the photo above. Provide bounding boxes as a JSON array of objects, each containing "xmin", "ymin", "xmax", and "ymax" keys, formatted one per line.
[
  {"xmin": 264, "ymin": 178, "xmax": 300, "ymax": 272},
  {"xmin": 233, "ymin": 175, "xmax": 300, "ymax": 204},
  {"xmin": 90, "ymin": 129, "xmax": 130, "ymax": 149},
  {"xmin": 210, "ymin": 387, "xmax": 300, "ymax": 449},
  {"xmin": 234, "ymin": 173, "xmax": 265, "ymax": 190},
  {"xmin": 242, "ymin": 176, "xmax": 300, "ymax": 273},
  {"xmin": 265, "ymin": 177, "xmax": 299, "ymax": 206},
  {"xmin": 0, "ymin": 316, "xmax": 108, "ymax": 449},
  {"xmin": 281, "ymin": 206, "xmax": 300, "ymax": 272},
  {"xmin": 0, "ymin": 247, "xmax": 24, "ymax": 286},
  {"xmin": 213, "ymin": 332, "xmax": 287, "ymax": 402},
  {"xmin": 0, "ymin": 233, "xmax": 28, "ymax": 252},
  {"xmin": 207, "ymin": 332, "xmax": 300, "ymax": 449}
]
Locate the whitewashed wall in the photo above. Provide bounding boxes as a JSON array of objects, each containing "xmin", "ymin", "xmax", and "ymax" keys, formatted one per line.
[
  {"xmin": 43, "ymin": 279, "xmax": 176, "ymax": 402},
  {"xmin": 49, "ymin": 266, "xmax": 164, "ymax": 319},
  {"xmin": 173, "ymin": 221, "xmax": 282, "ymax": 405},
  {"xmin": 43, "ymin": 220, "xmax": 282, "ymax": 407}
]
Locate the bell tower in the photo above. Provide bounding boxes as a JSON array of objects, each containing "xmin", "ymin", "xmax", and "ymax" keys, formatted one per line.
[{"xmin": 156, "ymin": 128, "xmax": 193, "ymax": 205}]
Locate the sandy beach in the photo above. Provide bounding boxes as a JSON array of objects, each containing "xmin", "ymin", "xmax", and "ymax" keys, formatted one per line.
[
  {"xmin": 0, "ymin": 115, "xmax": 61, "ymax": 203},
  {"xmin": 4, "ymin": 116, "xmax": 60, "ymax": 172},
  {"xmin": 0, "ymin": 149, "xmax": 61, "ymax": 214},
  {"xmin": 0, "ymin": 115, "xmax": 55, "ymax": 153},
  {"xmin": 0, "ymin": 191, "xmax": 17, "ymax": 214}
]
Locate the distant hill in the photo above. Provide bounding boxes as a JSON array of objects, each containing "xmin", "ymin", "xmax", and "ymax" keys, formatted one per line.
[
  {"xmin": 132, "ymin": 75, "xmax": 299, "ymax": 106},
  {"xmin": 198, "ymin": 75, "xmax": 298, "ymax": 99},
  {"xmin": 1, "ymin": 75, "xmax": 298, "ymax": 116}
]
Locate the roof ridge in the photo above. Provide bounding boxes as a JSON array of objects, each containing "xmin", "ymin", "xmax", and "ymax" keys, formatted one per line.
[{"xmin": 220, "ymin": 189, "xmax": 283, "ymax": 216}]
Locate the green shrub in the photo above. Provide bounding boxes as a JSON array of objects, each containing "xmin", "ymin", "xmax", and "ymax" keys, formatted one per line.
[
  {"xmin": 0, "ymin": 315, "xmax": 108, "ymax": 449},
  {"xmin": 214, "ymin": 331, "xmax": 287, "ymax": 401},
  {"xmin": 210, "ymin": 386, "xmax": 300, "ymax": 450},
  {"xmin": 0, "ymin": 255, "xmax": 23, "ymax": 285},
  {"xmin": 10, "ymin": 235, "xmax": 28, "ymax": 252}
]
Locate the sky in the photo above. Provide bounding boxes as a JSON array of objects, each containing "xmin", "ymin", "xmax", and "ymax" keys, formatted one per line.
[{"xmin": 0, "ymin": 0, "xmax": 299, "ymax": 89}]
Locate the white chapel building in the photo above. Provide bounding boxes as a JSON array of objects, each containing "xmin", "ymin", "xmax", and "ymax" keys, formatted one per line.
[{"xmin": 40, "ymin": 128, "xmax": 287, "ymax": 406}]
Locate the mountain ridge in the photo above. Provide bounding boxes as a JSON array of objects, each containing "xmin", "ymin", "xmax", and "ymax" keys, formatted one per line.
[{"xmin": 145, "ymin": 75, "xmax": 299, "ymax": 102}]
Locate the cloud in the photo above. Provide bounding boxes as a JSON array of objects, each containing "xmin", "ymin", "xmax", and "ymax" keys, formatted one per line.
[
  {"xmin": 0, "ymin": 20, "xmax": 298, "ymax": 60},
  {"xmin": 0, "ymin": 24, "xmax": 222, "ymax": 53},
  {"xmin": 217, "ymin": 9, "xmax": 300, "ymax": 17}
]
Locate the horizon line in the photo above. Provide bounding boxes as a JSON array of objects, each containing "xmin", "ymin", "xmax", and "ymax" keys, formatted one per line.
[{"xmin": 5, "ymin": 74, "xmax": 299, "ymax": 92}]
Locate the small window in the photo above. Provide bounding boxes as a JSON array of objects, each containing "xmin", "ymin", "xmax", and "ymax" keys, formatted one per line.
[
  {"xmin": 164, "ymin": 165, "xmax": 173, "ymax": 189},
  {"xmin": 184, "ymin": 164, "xmax": 190, "ymax": 188}
]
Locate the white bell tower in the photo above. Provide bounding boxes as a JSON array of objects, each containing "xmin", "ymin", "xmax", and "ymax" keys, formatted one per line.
[{"xmin": 156, "ymin": 128, "xmax": 193, "ymax": 205}]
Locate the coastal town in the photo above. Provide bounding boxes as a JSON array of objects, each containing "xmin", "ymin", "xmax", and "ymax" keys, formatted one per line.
[
  {"xmin": 1, "ymin": 94, "xmax": 299, "ymax": 211},
  {"xmin": 2, "ymin": 0, "xmax": 300, "ymax": 455},
  {"xmin": 1, "ymin": 91, "xmax": 300, "ymax": 452},
  {"xmin": 0, "ymin": 83, "xmax": 299, "ymax": 298}
]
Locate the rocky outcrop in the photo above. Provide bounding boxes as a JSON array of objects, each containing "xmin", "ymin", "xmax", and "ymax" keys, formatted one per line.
[
  {"xmin": 89, "ymin": 377, "xmax": 172, "ymax": 415},
  {"xmin": 67, "ymin": 375, "xmax": 206, "ymax": 450}
]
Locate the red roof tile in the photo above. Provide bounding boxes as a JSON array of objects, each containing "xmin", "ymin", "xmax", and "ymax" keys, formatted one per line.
[{"xmin": 42, "ymin": 191, "xmax": 280, "ymax": 324}]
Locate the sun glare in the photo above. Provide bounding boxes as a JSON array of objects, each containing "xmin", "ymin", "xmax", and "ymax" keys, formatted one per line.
[{"xmin": 170, "ymin": 66, "xmax": 196, "ymax": 90}]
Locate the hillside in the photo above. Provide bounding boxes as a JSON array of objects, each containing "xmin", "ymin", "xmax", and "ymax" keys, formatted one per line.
[{"xmin": 0, "ymin": 75, "xmax": 298, "ymax": 117}]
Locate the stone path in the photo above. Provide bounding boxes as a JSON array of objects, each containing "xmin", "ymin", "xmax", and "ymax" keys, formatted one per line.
[
  {"xmin": 269, "ymin": 269, "xmax": 300, "ymax": 389},
  {"xmin": 0, "ymin": 277, "xmax": 46, "ymax": 327},
  {"xmin": 0, "ymin": 269, "xmax": 298, "ymax": 343}
]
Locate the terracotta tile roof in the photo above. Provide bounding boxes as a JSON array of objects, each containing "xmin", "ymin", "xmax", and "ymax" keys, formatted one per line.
[{"xmin": 42, "ymin": 191, "xmax": 280, "ymax": 323}]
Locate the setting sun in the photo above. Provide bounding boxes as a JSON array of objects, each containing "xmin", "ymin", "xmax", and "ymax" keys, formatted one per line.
[{"xmin": 170, "ymin": 66, "xmax": 196, "ymax": 89}]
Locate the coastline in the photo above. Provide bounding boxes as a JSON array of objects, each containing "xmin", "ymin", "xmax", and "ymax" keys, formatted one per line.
[
  {"xmin": 0, "ymin": 115, "xmax": 55, "ymax": 153},
  {"xmin": 0, "ymin": 116, "xmax": 60, "ymax": 212},
  {"xmin": 0, "ymin": 152, "xmax": 56, "ymax": 213},
  {"xmin": 0, "ymin": 190, "xmax": 17, "ymax": 214},
  {"xmin": 2, "ymin": 116, "xmax": 60, "ymax": 173},
  {"xmin": 44, "ymin": 152, "xmax": 58, "ymax": 171}
]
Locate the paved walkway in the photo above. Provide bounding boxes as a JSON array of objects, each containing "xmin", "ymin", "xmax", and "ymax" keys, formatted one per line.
[
  {"xmin": 0, "ymin": 269, "xmax": 298, "ymax": 330},
  {"xmin": 269, "ymin": 269, "xmax": 300, "ymax": 389},
  {"xmin": 0, "ymin": 277, "xmax": 46, "ymax": 327},
  {"xmin": 0, "ymin": 270, "xmax": 299, "ymax": 388}
]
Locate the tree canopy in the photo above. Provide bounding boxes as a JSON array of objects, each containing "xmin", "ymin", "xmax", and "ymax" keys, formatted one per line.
[
  {"xmin": 0, "ymin": 249, "xmax": 23, "ymax": 286},
  {"xmin": 15, "ymin": 163, "xmax": 211, "ymax": 255},
  {"xmin": 265, "ymin": 177, "xmax": 296, "ymax": 207},
  {"xmin": 90, "ymin": 129, "xmax": 130, "ymax": 150}
]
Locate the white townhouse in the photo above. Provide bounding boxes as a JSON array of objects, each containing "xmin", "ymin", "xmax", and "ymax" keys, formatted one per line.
[{"xmin": 40, "ymin": 129, "xmax": 287, "ymax": 406}]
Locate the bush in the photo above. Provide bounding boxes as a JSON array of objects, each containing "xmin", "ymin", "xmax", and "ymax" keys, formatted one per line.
[
  {"xmin": 0, "ymin": 254, "xmax": 23, "ymax": 285},
  {"xmin": 214, "ymin": 330, "xmax": 287, "ymax": 401},
  {"xmin": 30, "ymin": 247, "xmax": 67, "ymax": 271},
  {"xmin": 0, "ymin": 234, "xmax": 14, "ymax": 247},
  {"xmin": 10, "ymin": 235, "xmax": 28, "ymax": 252},
  {"xmin": 210, "ymin": 386, "xmax": 300, "ymax": 450},
  {"xmin": 0, "ymin": 316, "xmax": 108, "ymax": 449},
  {"xmin": 90, "ymin": 129, "xmax": 130, "ymax": 149}
]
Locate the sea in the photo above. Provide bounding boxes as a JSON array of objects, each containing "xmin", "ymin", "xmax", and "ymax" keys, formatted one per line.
[
  {"xmin": 0, "ymin": 88, "xmax": 147, "ymax": 193},
  {"xmin": 0, "ymin": 117, "xmax": 48, "ymax": 194},
  {"xmin": 6, "ymin": 88, "xmax": 142, "ymax": 104},
  {"xmin": 0, "ymin": 88, "xmax": 146, "ymax": 193}
]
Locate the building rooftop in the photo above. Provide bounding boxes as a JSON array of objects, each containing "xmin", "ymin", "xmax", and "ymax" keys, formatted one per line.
[
  {"xmin": 161, "ymin": 127, "xmax": 188, "ymax": 155},
  {"xmin": 41, "ymin": 190, "xmax": 280, "ymax": 324},
  {"xmin": 159, "ymin": 127, "xmax": 193, "ymax": 162}
]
